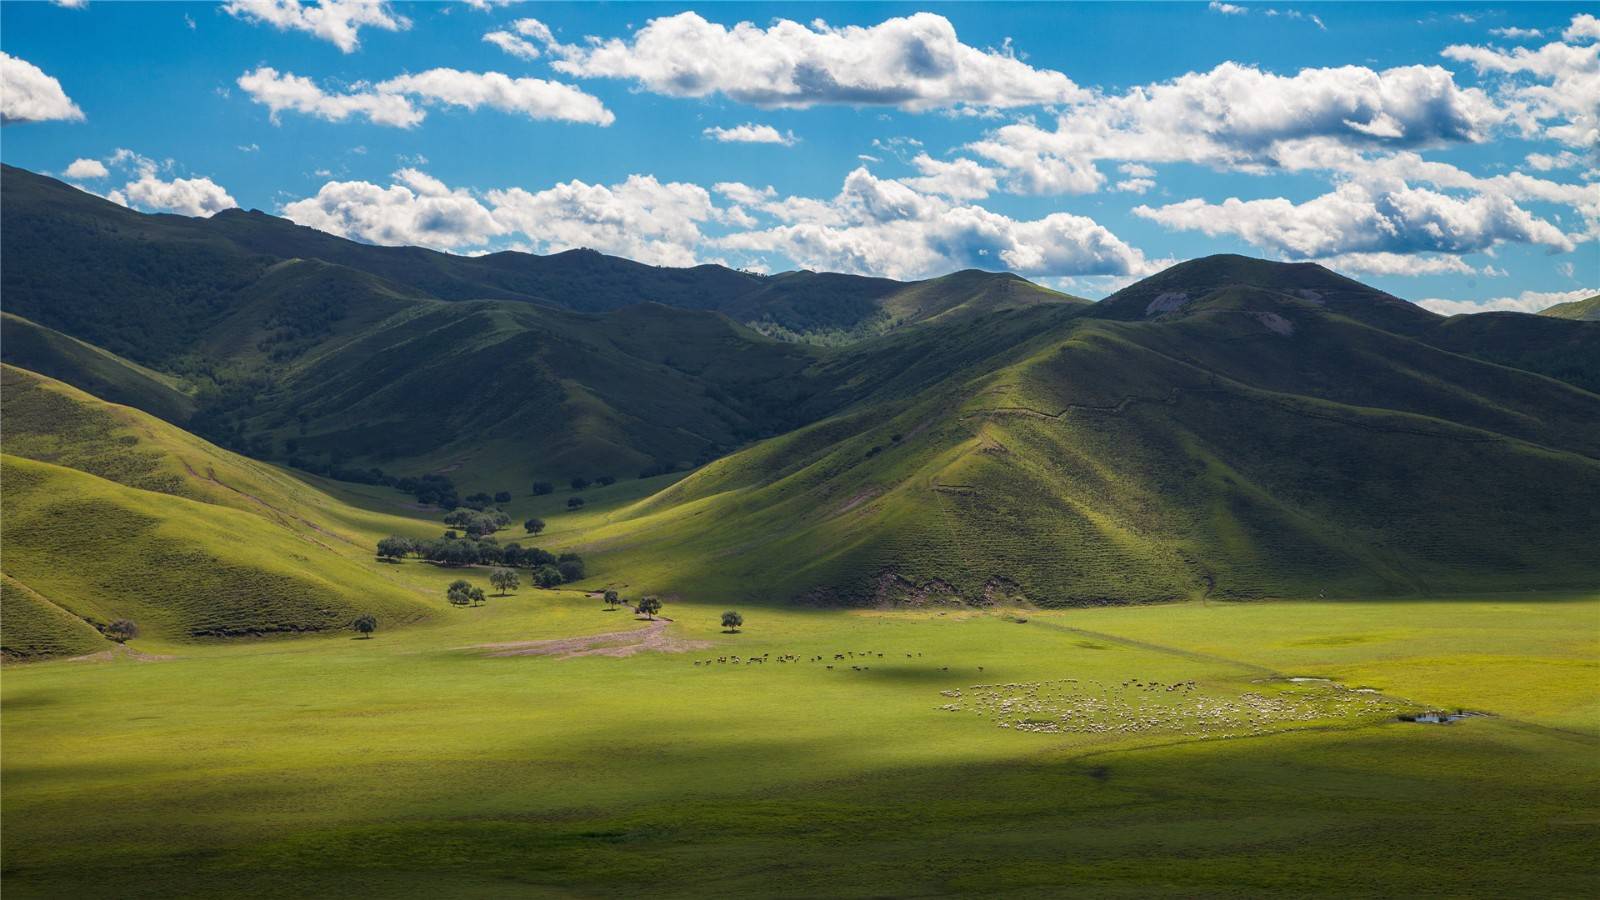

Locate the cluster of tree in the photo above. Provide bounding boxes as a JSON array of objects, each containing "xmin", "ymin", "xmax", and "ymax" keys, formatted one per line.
[
  {"xmin": 567, "ymin": 497, "xmax": 586, "ymax": 509},
  {"xmin": 285, "ymin": 460, "xmax": 460, "ymax": 508},
  {"xmin": 460, "ymin": 491, "xmax": 514, "ymax": 510},
  {"xmin": 443, "ymin": 507, "xmax": 510, "ymax": 537},
  {"xmin": 568, "ymin": 475, "xmax": 616, "ymax": 491},
  {"xmin": 376, "ymin": 536, "xmax": 586, "ymax": 584},
  {"xmin": 637, "ymin": 596, "xmax": 663, "ymax": 620},
  {"xmin": 447, "ymin": 579, "xmax": 487, "ymax": 607},
  {"xmin": 531, "ymin": 481, "xmax": 555, "ymax": 495}
]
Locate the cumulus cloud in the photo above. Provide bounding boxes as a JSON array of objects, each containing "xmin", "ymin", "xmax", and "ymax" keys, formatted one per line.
[
  {"xmin": 0, "ymin": 52, "xmax": 84, "ymax": 124},
  {"xmin": 97, "ymin": 149, "xmax": 236, "ymax": 216},
  {"xmin": 703, "ymin": 123, "xmax": 798, "ymax": 145},
  {"xmin": 1134, "ymin": 180, "xmax": 1573, "ymax": 259},
  {"xmin": 1317, "ymin": 252, "xmax": 1482, "ymax": 277},
  {"xmin": 283, "ymin": 169, "xmax": 503, "ymax": 250},
  {"xmin": 1442, "ymin": 16, "xmax": 1600, "ymax": 147},
  {"xmin": 282, "ymin": 170, "xmax": 716, "ymax": 264},
  {"xmin": 720, "ymin": 167, "xmax": 1148, "ymax": 280},
  {"xmin": 237, "ymin": 66, "xmax": 613, "ymax": 127},
  {"xmin": 111, "ymin": 174, "xmax": 238, "ymax": 216},
  {"xmin": 1208, "ymin": 2, "xmax": 1248, "ymax": 15},
  {"xmin": 898, "ymin": 154, "xmax": 999, "ymax": 200},
  {"xmin": 222, "ymin": 0, "xmax": 409, "ymax": 53},
  {"xmin": 1415, "ymin": 287, "xmax": 1597, "ymax": 316},
  {"xmin": 971, "ymin": 61, "xmax": 1502, "ymax": 194},
  {"xmin": 237, "ymin": 67, "xmax": 423, "ymax": 127},
  {"xmin": 63, "ymin": 157, "xmax": 109, "ymax": 180},
  {"xmin": 488, "ymin": 175, "xmax": 717, "ymax": 266},
  {"xmin": 539, "ymin": 11, "xmax": 1085, "ymax": 112},
  {"xmin": 375, "ymin": 68, "xmax": 614, "ymax": 125}
]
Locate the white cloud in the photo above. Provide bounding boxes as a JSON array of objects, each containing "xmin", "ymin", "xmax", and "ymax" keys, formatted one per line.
[
  {"xmin": 1134, "ymin": 180, "xmax": 1573, "ymax": 258},
  {"xmin": 972, "ymin": 62, "xmax": 1501, "ymax": 194},
  {"xmin": 63, "ymin": 157, "xmax": 109, "ymax": 180},
  {"xmin": 1317, "ymin": 252, "xmax": 1482, "ymax": 277},
  {"xmin": 1489, "ymin": 27, "xmax": 1544, "ymax": 40},
  {"xmin": 283, "ymin": 170, "xmax": 716, "ymax": 264},
  {"xmin": 488, "ymin": 175, "xmax": 717, "ymax": 266},
  {"xmin": 375, "ymin": 69, "xmax": 614, "ymax": 125},
  {"xmin": 0, "ymin": 52, "xmax": 84, "ymax": 124},
  {"xmin": 1442, "ymin": 17, "xmax": 1600, "ymax": 148},
  {"xmin": 237, "ymin": 66, "xmax": 613, "ymax": 127},
  {"xmin": 703, "ymin": 123, "xmax": 798, "ymax": 145},
  {"xmin": 1525, "ymin": 150, "xmax": 1583, "ymax": 171},
  {"xmin": 1113, "ymin": 178, "xmax": 1155, "ymax": 194},
  {"xmin": 222, "ymin": 0, "xmax": 410, "ymax": 53},
  {"xmin": 1208, "ymin": 2, "xmax": 1248, "ymax": 15},
  {"xmin": 460, "ymin": 0, "xmax": 521, "ymax": 9},
  {"xmin": 52, "ymin": 0, "xmax": 88, "ymax": 8},
  {"xmin": 898, "ymin": 154, "xmax": 999, "ymax": 200},
  {"xmin": 111, "ymin": 174, "xmax": 238, "ymax": 217},
  {"xmin": 483, "ymin": 30, "xmax": 540, "ymax": 60},
  {"xmin": 483, "ymin": 17, "xmax": 550, "ymax": 59},
  {"xmin": 541, "ymin": 11, "xmax": 1086, "ymax": 112},
  {"xmin": 1564, "ymin": 13, "xmax": 1600, "ymax": 43},
  {"xmin": 283, "ymin": 169, "xmax": 503, "ymax": 250},
  {"xmin": 1416, "ymin": 287, "xmax": 1597, "ymax": 316},
  {"xmin": 719, "ymin": 167, "xmax": 1148, "ymax": 280},
  {"xmin": 238, "ymin": 67, "xmax": 422, "ymax": 126}
]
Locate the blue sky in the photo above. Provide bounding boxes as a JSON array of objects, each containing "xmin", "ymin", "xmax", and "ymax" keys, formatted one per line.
[{"xmin": 1, "ymin": 1, "xmax": 1595, "ymax": 310}]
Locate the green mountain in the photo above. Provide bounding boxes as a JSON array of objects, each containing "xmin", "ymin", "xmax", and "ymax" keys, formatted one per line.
[
  {"xmin": 575, "ymin": 263, "xmax": 1600, "ymax": 606},
  {"xmin": 4, "ymin": 163, "xmax": 1597, "ymax": 624},
  {"xmin": 0, "ymin": 165, "xmax": 1083, "ymax": 486},
  {"xmin": 1539, "ymin": 294, "xmax": 1600, "ymax": 321}
]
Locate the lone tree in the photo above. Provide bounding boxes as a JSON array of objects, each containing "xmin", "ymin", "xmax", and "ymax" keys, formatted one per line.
[
  {"xmin": 376, "ymin": 536, "xmax": 412, "ymax": 560},
  {"xmin": 106, "ymin": 619, "xmax": 139, "ymax": 643},
  {"xmin": 567, "ymin": 497, "xmax": 585, "ymax": 509},
  {"xmin": 470, "ymin": 586, "xmax": 487, "ymax": 607},
  {"xmin": 352, "ymin": 614, "xmax": 378, "ymax": 638},
  {"xmin": 636, "ymin": 596, "xmax": 662, "ymax": 620},
  {"xmin": 603, "ymin": 589, "xmax": 620, "ymax": 610},
  {"xmin": 447, "ymin": 579, "xmax": 475, "ymax": 608},
  {"xmin": 523, "ymin": 517, "xmax": 546, "ymax": 535},
  {"xmin": 721, "ymin": 611, "xmax": 743, "ymax": 633},
  {"xmin": 531, "ymin": 481, "xmax": 554, "ymax": 496},
  {"xmin": 489, "ymin": 568, "xmax": 521, "ymax": 595}
]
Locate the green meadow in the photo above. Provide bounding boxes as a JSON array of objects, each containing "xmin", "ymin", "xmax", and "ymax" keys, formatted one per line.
[{"xmin": 4, "ymin": 590, "xmax": 1596, "ymax": 897}]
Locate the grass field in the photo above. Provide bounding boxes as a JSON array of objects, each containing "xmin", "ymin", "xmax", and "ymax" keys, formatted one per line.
[{"xmin": 4, "ymin": 591, "xmax": 1596, "ymax": 897}]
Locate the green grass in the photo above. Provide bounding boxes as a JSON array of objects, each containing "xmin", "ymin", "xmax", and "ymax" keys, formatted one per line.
[{"xmin": 3, "ymin": 595, "xmax": 1595, "ymax": 897}]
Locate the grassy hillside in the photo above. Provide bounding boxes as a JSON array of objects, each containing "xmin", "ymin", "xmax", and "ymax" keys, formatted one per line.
[
  {"xmin": 1540, "ymin": 294, "xmax": 1600, "ymax": 321},
  {"xmin": 570, "ymin": 286, "xmax": 1600, "ymax": 606},
  {"xmin": 0, "ymin": 366, "xmax": 438, "ymax": 646},
  {"xmin": 0, "ymin": 312, "xmax": 196, "ymax": 423},
  {"xmin": 0, "ymin": 573, "xmax": 112, "ymax": 660}
]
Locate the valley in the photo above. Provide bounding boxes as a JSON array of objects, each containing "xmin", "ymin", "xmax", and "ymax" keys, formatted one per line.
[{"xmin": 2, "ymin": 167, "xmax": 1597, "ymax": 897}]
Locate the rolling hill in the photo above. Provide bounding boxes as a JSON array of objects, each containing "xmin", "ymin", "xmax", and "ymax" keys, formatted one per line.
[
  {"xmin": 0, "ymin": 164, "xmax": 1083, "ymax": 485},
  {"xmin": 571, "ymin": 262, "xmax": 1600, "ymax": 606},
  {"xmin": 1539, "ymin": 294, "xmax": 1600, "ymax": 321},
  {"xmin": 0, "ymin": 365, "xmax": 437, "ymax": 650}
]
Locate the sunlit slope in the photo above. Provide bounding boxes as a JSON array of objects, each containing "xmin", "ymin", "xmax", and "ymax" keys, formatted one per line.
[
  {"xmin": 0, "ymin": 312, "xmax": 195, "ymax": 423},
  {"xmin": 1539, "ymin": 294, "xmax": 1600, "ymax": 321},
  {"xmin": 1, "ymin": 366, "xmax": 436, "ymax": 644},
  {"xmin": 0, "ymin": 573, "xmax": 111, "ymax": 660},
  {"xmin": 580, "ymin": 303, "xmax": 1600, "ymax": 605}
]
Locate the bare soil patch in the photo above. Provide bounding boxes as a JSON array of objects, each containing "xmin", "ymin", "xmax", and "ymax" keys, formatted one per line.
[{"xmin": 470, "ymin": 619, "xmax": 711, "ymax": 659}]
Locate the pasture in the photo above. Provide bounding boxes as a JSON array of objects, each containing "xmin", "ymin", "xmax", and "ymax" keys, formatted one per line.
[{"xmin": 4, "ymin": 593, "xmax": 1596, "ymax": 897}]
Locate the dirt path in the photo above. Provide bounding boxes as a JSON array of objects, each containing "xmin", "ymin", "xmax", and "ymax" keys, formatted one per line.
[
  {"xmin": 468, "ymin": 618, "xmax": 711, "ymax": 659},
  {"xmin": 68, "ymin": 644, "xmax": 176, "ymax": 663}
]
